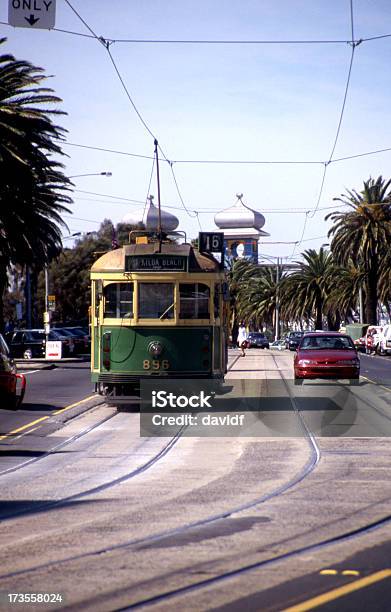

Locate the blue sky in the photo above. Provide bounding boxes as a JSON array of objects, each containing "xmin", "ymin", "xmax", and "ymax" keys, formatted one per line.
[{"xmin": 1, "ymin": 0, "xmax": 391, "ymax": 261}]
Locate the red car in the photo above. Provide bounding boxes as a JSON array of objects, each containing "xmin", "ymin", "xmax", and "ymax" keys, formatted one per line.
[
  {"xmin": 294, "ymin": 332, "xmax": 360, "ymax": 385},
  {"xmin": 0, "ymin": 333, "xmax": 26, "ymax": 410}
]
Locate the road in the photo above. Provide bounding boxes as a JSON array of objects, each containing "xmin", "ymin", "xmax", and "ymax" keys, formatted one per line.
[
  {"xmin": 0, "ymin": 361, "xmax": 98, "ymax": 473},
  {"xmin": 359, "ymin": 353, "xmax": 391, "ymax": 387},
  {"xmin": 0, "ymin": 350, "xmax": 390, "ymax": 610}
]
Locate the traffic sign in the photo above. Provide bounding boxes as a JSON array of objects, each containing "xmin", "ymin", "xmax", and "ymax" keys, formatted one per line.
[
  {"xmin": 8, "ymin": 0, "xmax": 56, "ymax": 29},
  {"xmin": 48, "ymin": 295, "xmax": 56, "ymax": 312}
]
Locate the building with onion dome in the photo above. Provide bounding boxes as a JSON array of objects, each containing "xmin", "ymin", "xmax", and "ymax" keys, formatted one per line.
[
  {"xmin": 214, "ymin": 194, "xmax": 269, "ymax": 262},
  {"xmin": 122, "ymin": 195, "xmax": 179, "ymax": 232}
]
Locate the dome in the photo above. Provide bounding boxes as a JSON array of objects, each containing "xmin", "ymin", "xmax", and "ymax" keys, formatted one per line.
[
  {"xmin": 214, "ymin": 194, "xmax": 265, "ymax": 230},
  {"xmin": 122, "ymin": 196, "xmax": 179, "ymax": 231}
]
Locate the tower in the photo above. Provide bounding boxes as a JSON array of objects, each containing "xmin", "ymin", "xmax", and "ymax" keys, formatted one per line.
[{"xmin": 214, "ymin": 194, "xmax": 269, "ymax": 262}]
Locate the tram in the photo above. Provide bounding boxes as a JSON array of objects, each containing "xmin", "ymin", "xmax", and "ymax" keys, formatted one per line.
[{"xmin": 90, "ymin": 233, "xmax": 229, "ymax": 405}]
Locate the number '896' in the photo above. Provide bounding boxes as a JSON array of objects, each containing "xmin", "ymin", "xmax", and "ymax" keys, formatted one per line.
[{"xmin": 143, "ymin": 360, "xmax": 170, "ymax": 370}]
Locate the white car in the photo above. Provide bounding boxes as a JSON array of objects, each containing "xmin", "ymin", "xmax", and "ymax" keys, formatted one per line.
[{"xmin": 377, "ymin": 324, "xmax": 391, "ymax": 356}]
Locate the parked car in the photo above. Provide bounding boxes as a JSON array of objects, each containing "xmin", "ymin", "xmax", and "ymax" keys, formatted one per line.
[
  {"xmin": 53, "ymin": 328, "xmax": 85, "ymax": 354},
  {"xmin": 345, "ymin": 323, "xmax": 370, "ymax": 353},
  {"xmin": 247, "ymin": 332, "xmax": 270, "ymax": 349},
  {"xmin": 365, "ymin": 325, "xmax": 384, "ymax": 355},
  {"xmin": 377, "ymin": 324, "xmax": 391, "ymax": 356},
  {"xmin": 48, "ymin": 329, "xmax": 75, "ymax": 356},
  {"xmin": 0, "ymin": 333, "xmax": 26, "ymax": 409},
  {"xmin": 270, "ymin": 340, "xmax": 285, "ymax": 350},
  {"xmin": 4, "ymin": 329, "xmax": 74, "ymax": 359},
  {"xmin": 286, "ymin": 331, "xmax": 305, "ymax": 351},
  {"xmin": 58, "ymin": 327, "xmax": 90, "ymax": 352},
  {"xmin": 294, "ymin": 332, "xmax": 360, "ymax": 385},
  {"xmin": 4, "ymin": 329, "xmax": 46, "ymax": 359}
]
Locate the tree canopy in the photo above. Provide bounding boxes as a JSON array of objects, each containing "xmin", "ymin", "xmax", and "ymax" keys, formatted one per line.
[{"xmin": 0, "ymin": 38, "xmax": 72, "ymax": 330}]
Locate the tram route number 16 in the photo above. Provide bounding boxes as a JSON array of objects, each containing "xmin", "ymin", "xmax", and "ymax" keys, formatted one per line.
[
  {"xmin": 143, "ymin": 360, "xmax": 170, "ymax": 370},
  {"xmin": 199, "ymin": 232, "xmax": 224, "ymax": 253}
]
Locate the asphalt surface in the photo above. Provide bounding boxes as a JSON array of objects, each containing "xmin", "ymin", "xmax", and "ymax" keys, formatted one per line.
[
  {"xmin": 0, "ymin": 350, "xmax": 390, "ymax": 610},
  {"xmin": 359, "ymin": 352, "xmax": 391, "ymax": 386},
  {"xmin": 0, "ymin": 361, "xmax": 99, "ymax": 473}
]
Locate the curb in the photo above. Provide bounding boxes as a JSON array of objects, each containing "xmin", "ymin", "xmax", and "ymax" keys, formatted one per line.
[{"xmin": 49, "ymin": 395, "xmax": 108, "ymax": 426}]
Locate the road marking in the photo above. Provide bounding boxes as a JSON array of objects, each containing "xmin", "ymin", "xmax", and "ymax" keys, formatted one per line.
[
  {"xmin": 342, "ymin": 570, "xmax": 360, "ymax": 576},
  {"xmin": 361, "ymin": 375, "xmax": 391, "ymax": 394},
  {"xmin": 52, "ymin": 395, "xmax": 97, "ymax": 415},
  {"xmin": 0, "ymin": 395, "xmax": 97, "ymax": 442},
  {"xmin": 0, "ymin": 416, "xmax": 49, "ymax": 442},
  {"xmin": 284, "ymin": 569, "xmax": 391, "ymax": 611},
  {"xmin": 319, "ymin": 569, "xmax": 338, "ymax": 575}
]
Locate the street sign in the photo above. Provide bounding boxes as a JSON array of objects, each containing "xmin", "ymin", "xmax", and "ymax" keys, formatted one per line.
[
  {"xmin": 45, "ymin": 340, "xmax": 62, "ymax": 360},
  {"xmin": 48, "ymin": 295, "xmax": 56, "ymax": 312},
  {"xmin": 8, "ymin": 0, "xmax": 56, "ymax": 29}
]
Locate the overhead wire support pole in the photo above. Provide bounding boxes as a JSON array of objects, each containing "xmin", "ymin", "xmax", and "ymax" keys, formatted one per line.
[{"xmin": 154, "ymin": 139, "xmax": 163, "ymax": 252}]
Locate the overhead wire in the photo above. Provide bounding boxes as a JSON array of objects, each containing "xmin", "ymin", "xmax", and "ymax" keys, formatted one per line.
[
  {"xmin": 61, "ymin": 140, "xmax": 391, "ymax": 166},
  {"xmin": 5, "ymin": 1, "xmax": 389, "ymax": 252},
  {"xmin": 63, "ymin": 1, "xmax": 194, "ymax": 223},
  {"xmin": 292, "ymin": 0, "xmax": 358, "ymax": 256},
  {"xmin": 3, "ymin": 20, "xmax": 390, "ymax": 45}
]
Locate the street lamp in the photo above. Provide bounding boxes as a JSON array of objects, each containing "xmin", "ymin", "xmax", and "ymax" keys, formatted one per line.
[{"xmin": 68, "ymin": 172, "xmax": 112, "ymax": 179}]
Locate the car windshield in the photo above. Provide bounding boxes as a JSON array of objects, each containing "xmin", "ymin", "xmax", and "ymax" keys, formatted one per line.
[
  {"xmin": 300, "ymin": 335, "xmax": 355, "ymax": 350},
  {"xmin": 29, "ymin": 331, "xmax": 45, "ymax": 340},
  {"xmin": 249, "ymin": 333, "xmax": 265, "ymax": 339}
]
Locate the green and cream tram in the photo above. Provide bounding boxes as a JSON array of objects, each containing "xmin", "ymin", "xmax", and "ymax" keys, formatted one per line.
[{"xmin": 91, "ymin": 239, "xmax": 228, "ymax": 405}]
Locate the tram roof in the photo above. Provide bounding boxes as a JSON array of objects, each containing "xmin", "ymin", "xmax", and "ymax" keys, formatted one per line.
[{"xmin": 91, "ymin": 243, "xmax": 221, "ymax": 273}]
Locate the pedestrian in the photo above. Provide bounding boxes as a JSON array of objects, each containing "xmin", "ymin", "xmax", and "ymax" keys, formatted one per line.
[{"xmin": 238, "ymin": 324, "xmax": 247, "ymax": 357}]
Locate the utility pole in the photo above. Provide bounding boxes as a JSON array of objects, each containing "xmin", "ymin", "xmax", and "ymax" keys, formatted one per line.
[
  {"xmin": 275, "ymin": 257, "xmax": 280, "ymax": 341},
  {"xmin": 44, "ymin": 265, "xmax": 50, "ymax": 341},
  {"xmin": 25, "ymin": 266, "xmax": 32, "ymax": 328}
]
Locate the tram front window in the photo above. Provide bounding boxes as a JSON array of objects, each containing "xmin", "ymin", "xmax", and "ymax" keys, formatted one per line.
[
  {"xmin": 104, "ymin": 283, "xmax": 133, "ymax": 318},
  {"xmin": 139, "ymin": 283, "xmax": 174, "ymax": 319},
  {"xmin": 179, "ymin": 283, "xmax": 210, "ymax": 319}
]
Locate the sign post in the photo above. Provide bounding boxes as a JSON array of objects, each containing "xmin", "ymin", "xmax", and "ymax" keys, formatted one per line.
[{"xmin": 8, "ymin": 0, "xmax": 56, "ymax": 29}]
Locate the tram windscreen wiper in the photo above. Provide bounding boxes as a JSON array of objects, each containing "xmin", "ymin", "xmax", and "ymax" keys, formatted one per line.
[{"xmin": 160, "ymin": 303, "xmax": 175, "ymax": 319}]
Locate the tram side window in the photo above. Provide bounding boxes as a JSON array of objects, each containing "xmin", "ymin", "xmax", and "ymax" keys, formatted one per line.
[
  {"xmin": 104, "ymin": 283, "xmax": 133, "ymax": 318},
  {"xmin": 214, "ymin": 284, "xmax": 220, "ymax": 319},
  {"xmin": 179, "ymin": 283, "xmax": 210, "ymax": 319},
  {"xmin": 139, "ymin": 283, "xmax": 174, "ymax": 319}
]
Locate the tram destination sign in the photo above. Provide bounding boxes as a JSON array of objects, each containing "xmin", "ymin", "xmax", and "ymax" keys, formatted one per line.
[{"xmin": 125, "ymin": 255, "xmax": 187, "ymax": 272}]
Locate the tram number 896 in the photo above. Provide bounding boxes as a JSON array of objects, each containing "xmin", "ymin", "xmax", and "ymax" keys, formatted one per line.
[{"xmin": 143, "ymin": 360, "xmax": 170, "ymax": 370}]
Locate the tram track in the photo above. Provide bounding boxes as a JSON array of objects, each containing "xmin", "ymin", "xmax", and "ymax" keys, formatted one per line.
[
  {"xmin": 0, "ymin": 420, "xmax": 186, "ymax": 523},
  {"xmin": 0, "ymin": 353, "xmax": 321, "ymax": 583},
  {"xmin": 117, "ymin": 355, "xmax": 391, "ymax": 610},
  {"xmin": 0, "ymin": 356, "xmax": 242, "ymax": 523}
]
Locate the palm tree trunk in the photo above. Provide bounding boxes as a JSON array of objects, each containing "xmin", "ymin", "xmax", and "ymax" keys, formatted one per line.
[
  {"xmin": 365, "ymin": 268, "xmax": 378, "ymax": 324},
  {"xmin": 315, "ymin": 294, "xmax": 323, "ymax": 330},
  {"xmin": 0, "ymin": 258, "xmax": 8, "ymax": 333}
]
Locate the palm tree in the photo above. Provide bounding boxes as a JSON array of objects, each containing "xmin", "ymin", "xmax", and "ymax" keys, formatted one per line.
[
  {"xmin": 326, "ymin": 176, "xmax": 391, "ymax": 324},
  {"xmin": 280, "ymin": 248, "xmax": 333, "ymax": 330},
  {"xmin": 236, "ymin": 264, "xmax": 282, "ymax": 330},
  {"xmin": 0, "ymin": 38, "xmax": 72, "ymax": 330},
  {"xmin": 324, "ymin": 260, "xmax": 365, "ymax": 326}
]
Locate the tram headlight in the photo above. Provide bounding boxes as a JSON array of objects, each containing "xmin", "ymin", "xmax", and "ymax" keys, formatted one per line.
[{"xmin": 148, "ymin": 341, "xmax": 163, "ymax": 357}]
